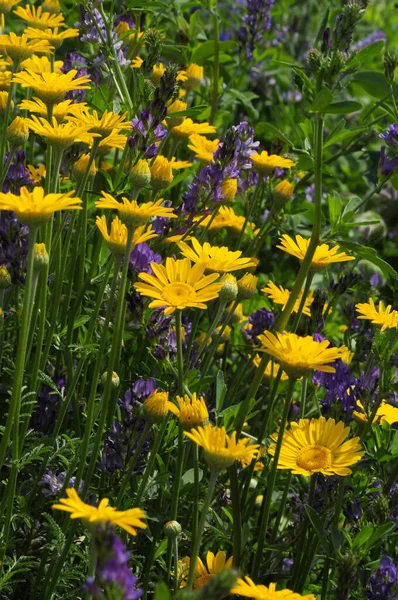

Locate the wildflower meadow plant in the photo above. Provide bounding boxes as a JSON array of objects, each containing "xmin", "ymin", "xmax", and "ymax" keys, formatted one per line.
[{"xmin": 0, "ymin": 0, "xmax": 397, "ymax": 599}]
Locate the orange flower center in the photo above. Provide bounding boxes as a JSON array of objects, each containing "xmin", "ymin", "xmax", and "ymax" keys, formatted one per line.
[{"xmin": 296, "ymin": 445, "xmax": 332, "ymax": 472}]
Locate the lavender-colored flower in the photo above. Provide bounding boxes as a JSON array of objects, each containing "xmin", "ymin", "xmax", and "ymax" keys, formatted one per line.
[
  {"xmin": 128, "ymin": 108, "xmax": 168, "ymax": 158},
  {"xmin": 40, "ymin": 471, "xmax": 83, "ymax": 498},
  {"xmin": 86, "ymin": 526, "xmax": 142, "ymax": 600},
  {"xmin": 352, "ymin": 29, "xmax": 386, "ymax": 52},
  {"xmin": 2, "ymin": 150, "xmax": 32, "ymax": 193},
  {"xmin": 33, "ymin": 376, "xmax": 66, "ymax": 434},
  {"xmin": 61, "ymin": 52, "xmax": 91, "ymax": 100},
  {"xmin": 379, "ymin": 146, "xmax": 398, "ymax": 177},
  {"xmin": 367, "ymin": 556, "xmax": 398, "ymax": 600},
  {"xmin": 237, "ymin": 0, "xmax": 275, "ymax": 59},
  {"xmin": 132, "ymin": 378, "xmax": 156, "ymax": 399},
  {"xmin": 246, "ymin": 308, "xmax": 275, "ymax": 342},
  {"xmin": 130, "ymin": 243, "xmax": 162, "ymax": 275},
  {"xmin": 313, "ymin": 359, "xmax": 358, "ymax": 417},
  {"xmin": 380, "ymin": 124, "xmax": 398, "ymax": 149}
]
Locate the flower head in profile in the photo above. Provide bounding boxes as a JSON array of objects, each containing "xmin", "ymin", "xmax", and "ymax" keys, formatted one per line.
[
  {"xmin": 262, "ymin": 281, "xmax": 313, "ymax": 316},
  {"xmin": 24, "ymin": 27, "xmax": 79, "ymax": 49},
  {"xmin": 184, "ymin": 63, "xmax": 204, "ymax": 89},
  {"xmin": 354, "ymin": 399, "xmax": 398, "ymax": 425},
  {"xmin": 188, "ymin": 134, "xmax": 219, "ymax": 164},
  {"xmin": 14, "ymin": 3, "xmax": 64, "ymax": 28},
  {"xmin": 169, "ymin": 393, "xmax": 209, "ymax": 429},
  {"xmin": 13, "ymin": 70, "xmax": 91, "ymax": 105},
  {"xmin": 135, "ymin": 257, "xmax": 222, "ymax": 315},
  {"xmin": 178, "ymin": 238, "xmax": 257, "ymax": 274},
  {"xmin": 196, "ymin": 206, "xmax": 253, "ymax": 234},
  {"xmin": 0, "ymin": 33, "xmax": 53, "ymax": 63},
  {"xmin": 355, "ymin": 298, "xmax": 398, "ymax": 331},
  {"xmin": 184, "ymin": 424, "xmax": 260, "ymax": 471},
  {"xmin": 232, "ymin": 576, "xmax": 316, "ymax": 599},
  {"xmin": 67, "ymin": 105, "xmax": 130, "ymax": 137},
  {"xmin": 96, "ymin": 216, "xmax": 156, "ymax": 255},
  {"xmin": 0, "ymin": 186, "xmax": 81, "ymax": 227},
  {"xmin": 20, "ymin": 54, "xmax": 63, "ymax": 73},
  {"xmin": 143, "ymin": 390, "xmax": 175, "ymax": 423},
  {"xmin": 26, "ymin": 116, "xmax": 93, "ymax": 150},
  {"xmin": 53, "ymin": 488, "xmax": 146, "ymax": 536},
  {"xmin": 251, "ymin": 151, "xmax": 296, "ymax": 175},
  {"xmin": 19, "ymin": 98, "xmax": 79, "ymax": 122},
  {"xmin": 172, "ymin": 118, "xmax": 216, "ymax": 139},
  {"xmin": 269, "ymin": 416, "xmax": 363, "ymax": 477},
  {"xmin": 97, "ymin": 132, "xmax": 127, "ymax": 154},
  {"xmin": 277, "ymin": 234, "xmax": 355, "ymax": 271},
  {"xmin": 179, "ymin": 551, "xmax": 233, "ymax": 589},
  {"xmin": 96, "ymin": 192, "xmax": 176, "ymax": 226},
  {"xmin": 257, "ymin": 331, "xmax": 342, "ymax": 378}
]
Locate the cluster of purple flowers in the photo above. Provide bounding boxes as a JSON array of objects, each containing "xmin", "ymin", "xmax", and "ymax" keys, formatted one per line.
[
  {"xmin": 237, "ymin": 0, "xmax": 275, "ymax": 59},
  {"xmin": 2, "ymin": 150, "xmax": 32, "ymax": 194},
  {"xmin": 182, "ymin": 121, "xmax": 259, "ymax": 214},
  {"xmin": 99, "ymin": 379, "xmax": 154, "ymax": 473},
  {"xmin": 378, "ymin": 124, "xmax": 398, "ymax": 176},
  {"xmin": 76, "ymin": 6, "xmax": 130, "ymax": 67},
  {"xmin": 145, "ymin": 309, "xmax": 192, "ymax": 362},
  {"xmin": 130, "ymin": 243, "xmax": 162, "ymax": 275},
  {"xmin": 33, "ymin": 375, "xmax": 66, "ymax": 434},
  {"xmin": 368, "ymin": 556, "xmax": 398, "ymax": 600},
  {"xmin": 128, "ymin": 108, "xmax": 168, "ymax": 159},
  {"xmin": 39, "ymin": 470, "xmax": 83, "ymax": 498},
  {"xmin": 0, "ymin": 210, "xmax": 28, "ymax": 284},
  {"xmin": 243, "ymin": 307, "xmax": 275, "ymax": 343},
  {"xmin": 86, "ymin": 525, "xmax": 142, "ymax": 600},
  {"xmin": 62, "ymin": 53, "xmax": 92, "ymax": 100}
]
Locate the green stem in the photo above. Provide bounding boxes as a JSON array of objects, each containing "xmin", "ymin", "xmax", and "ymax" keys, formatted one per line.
[
  {"xmin": 229, "ymin": 463, "xmax": 242, "ymax": 567},
  {"xmin": 236, "ymin": 179, "xmax": 263, "ymax": 251},
  {"xmin": 290, "ymin": 473, "xmax": 317, "ymax": 588},
  {"xmin": 166, "ymin": 427, "xmax": 185, "ymax": 577},
  {"xmin": 320, "ymin": 478, "xmax": 345, "ymax": 600},
  {"xmin": 134, "ymin": 418, "xmax": 169, "ymax": 506},
  {"xmin": 0, "ymin": 148, "xmax": 15, "ymax": 190},
  {"xmin": 172, "ymin": 535, "xmax": 179, "ymax": 594},
  {"xmin": 187, "ymin": 469, "xmax": 218, "ymax": 590},
  {"xmin": 210, "ymin": 9, "xmax": 220, "ymax": 124},
  {"xmin": 269, "ymin": 472, "xmax": 292, "ymax": 543},
  {"xmin": 196, "ymin": 299, "xmax": 227, "ymax": 361},
  {"xmin": 0, "ymin": 79, "xmax": 16, "ymax": 178},
  {"xmin": 192, "ymin": 443, "xmax": 200, "ymax": 543},
  {"xmin": 175, "ymin": 310, "xmax": 184, "ymax": 393},
  {"xmin": 251, "ymin": 377, "xmax": 296, "ymax": 578},
  {"xmin": 116, "ymin": 421, "xmax": 152, "ymax": 506},
  {"xmin": 291, "ymin": 273, "xmax": 314, "ymax": 333}
]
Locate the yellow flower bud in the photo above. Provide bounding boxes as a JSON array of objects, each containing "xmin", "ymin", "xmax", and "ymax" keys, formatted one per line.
[
  {"xmin": 237, "ymin": 273, "xmax": 258, "ymax": 300},
  {"xmin": 219, "ymin": 273, "xmax": 238, "ymax": 303},
  {"xmin": 143, "ymin": 390, "xmax": 172, "ymax": 423},
  {"xmin": 150, "ymin": 156, "xmax": 173, "ymax": 190},
  {"xmin": 101, "ymin": 371, "xmax": 120, "ymax": 388},
  {"xmin": 0, "ymin": 91, "xmax": 12, "ymax": 115},
  {"xmin": 164, "ymin": 520, "xmax": 182, "ymax": 538},
  {"xmin": 167, "ymin": 99, "xmax": 187, "ymax": 128},
  {"xmin": 184, "ymin": 63, "xmax": 204, "ymax": 89},
  {"xmin": 221, "ymin": 178, "xmax": 238, "ymax": 202},
  {"xmin": 130, "ymin": 159, "xmax": 151, "ymax": 188},
  {"xmin": 33, "ymin": 243, "xmax": 49, "ymax": 270},
  {"xmin": 72, "ymin": 153, "xmax": 98, "ymax": 182},
  {"xmin": 273, "ymin": 180, "xmax": 294, "ymax": 209},
  {"xmin": 7, "ymin": 116, "xmax": 29, "ymax": 147}
]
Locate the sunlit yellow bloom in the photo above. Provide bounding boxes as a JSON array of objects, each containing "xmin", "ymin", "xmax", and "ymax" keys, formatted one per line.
[
  {"xmin": 94, "ymin": 132, "xmax": 127, "ymax": 154},
  {"xmin": 232, "ymin": 576, "xmax": 316, "ymax": 599},
  {"xmin": 19, "ymin": 98, "xmax": 81, "ymax": 122},
  {"xmin": 135, "ymin": 257, "xmax": 222, "ymax": 315},
  {"xmin": 178, "ymin": 238, "xmax": 257, "ymax": 274},
  {"xmin": 96, "ymin": 216, "xmax": 156, "ymax": 255},
  {"xmin": 237, "ymin": 273, "xmax": 258, "ymax": 299},
  {"xmin": 166, "ymin": 99, "xmax": 187, "ymax": 128},
  {"xmin": 20, "ymin": 54, "xmax": 63, "ymax": 72},
  {"xmin": 0, "ymin": 69, "xmax": 11, "ymax": 90},
  {"xmin": 179, "ymin": 551, "xmax": 233, "ymax": 589},
  {"xmin": 26, "ymin": 115, "xmax": 93, "ymax": 150},
  {"xmin": 355, "ymin": 298, "xmax": 398, "ymax": 331},
  {"xmin": 184, "ymin": 63, "xmax": 204, "ymax": 89},
  {"xmin": 96, "ymin": 191, "xmax": 176, "ymax": 227},
  {"xmin": 53, "ymin": 488, "xmax": 146, "ymax": 536},
  {"xmin": 339, "ymin": 345, "xmax": 354, "ymax": 365},
  {"xmin": 143, "ymin": 390, "xmax": 174, "ymax": 423},
  {"xmin": 150, "ymin": 62, "xmax": 186, "ymax": 84},
  {"xmin": 269, "ymin": 416, "xmax": 363, "ymax": 477},
  {"xmin": 0, "ymin": 0, "xmax": 21, "ymax": 14},
  {"xmin": 169, "ymin": 157, "xmax": 192, "ymax": 169},
  {"xmin": 24, "ymin": 27, "xmax": 79, "ymax": 49},
  {"xmin": 274, "ymin": 179, "xmax": 294, "ymax": 207},
  {"xmin": 354, "ymin": 400, "xmax": 398, "ymax": 425},
  {"xmin": 131, "ymin": 55, "xmax": 143, "ymax": 69},
  {"xmin": 185, "ymin": 423, "xmax": 260, "ymax": 471},
  {"xmin": 0, "ymin": 186, "xmax": 81, "ymax": 227},
  {"xmin": 277, "ymin": 234, "xmax": 355, "ymax": 271},
  {"xmin": 221, "ymin": 178, "xmax": 238, "ymax": 202},
  {"xmin": 150, "ymin": 155, "xmax": 173, "ymax": 189},
  {"xmin": 67, "ymin": 105, "xmax": 130, "ymax": 137},
  {"xmin": 7, "ymin": 115, "xmax": 29, "ymax": 145},
  {"xmin": 251, "ymin": 151, "xmax": 296, "ymax": 175},
  {"xmin": 13, "ymin": 69, "xmax": 91, "ymax": 105},
  {"xmin": 14, "ymin": 4, "xmax": 64, "ymax": 28},
  {"xmin": 42, "ymin": 0, "xmax": 60, "ymax": 13},
  {"xmin": 169, "ymin": 393, "xmax": 209, "ymax": 429},
  {"xmin": 187, "ymin": 134, "xmax": 219, "ymax": 164},
  {"xmin": 172, "ymin": 118, "xmax": 217, "ymax": 139},
  {"xmin": 262, "ymin": 281, "xmax": 313, "ymax": 316},
  {"xmin": 0, "ymin": 33, "xmax": 53, "ymax": 63},
  {"xmin": 257, "ymin": 331, "xmax": 342, "ymax": 378},
  {"xmin": 72, "ymin": 153, "xmax": 98, "ymax": 181},
  {"xmin": 196, "ymin": 206, "xmax": 253, "ymax": 235},
  {"xmin": 27, "ymin": 163, "xmax": 45, "ymax": 184},
  {"xmin": 0, "ymin": 90, "xmax": 11, "ymax": 112},
  {"xmin": 253, "ymin": 354, "xmax": 289, "ymax": 381}
]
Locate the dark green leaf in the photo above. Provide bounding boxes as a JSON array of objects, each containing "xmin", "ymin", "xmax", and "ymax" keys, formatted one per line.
[
  {"xmin": 309, "ymin": 88, "xmax": 334, "ymax": 112},
  {"xmin": 304, "ymin": 505, "xmax": 329, "ymax": 552},
  {"xmin": 350, "ymin": 41, "xmax": 386, "ymax": 68},
  {"xmin": 351, "ymin": 71, "xmax": 390, "ymax": 99},
  {"xmin": 153, "ymin": 582, "xmax": 171, "ymax": 600},
  {"xmin": 324, "ymin": 101, "xmax": 362, "ymax": 114},
  {"xmin": 255, "ymin": 122, "xmax": 294, "ymax": 147},
  {"xmin": 352, "ymin": 525, "xmax": 373, "ymax": 549},
  {"xmin": 338, "ymin": 241, "xmax": 398, "ymax": 280},
  {"xmin": 192, "ymin": 41, "xmax": 237, "ymax": 63},
  {"xmin": 364, "ymin": 522, "xmax": 396, "ymax": 551},
  {"xmin": 216, "ymin": 370, "xmax": 227, "ymax": 412}
]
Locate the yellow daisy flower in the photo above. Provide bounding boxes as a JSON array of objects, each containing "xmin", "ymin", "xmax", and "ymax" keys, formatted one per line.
[
  {"xmin": 196, "ymin": 206, "xmax": 252, "ymax": 234},
  {"xmin": 53, "ymin": 488, "xmax": 146, "ymax": 536},
  {"xmin": 179, "ymin": 551, "xmax": 233, "ymax": 589},
  {"xmin": 277, "ymin": 234, "xmax": 355, "ymax": 271},
  {"xmin": 169, "ymin": 393, "xmax": 209, "ymax": 429},
  {"xmin": 143, "ymin": 390, "xmax": 175, "ymax": 423},
  {"xmin": 269, "ymin": 416, "xmax": 363, "ymax": 477},
  {"xmin": 97, "ymin": 131, "xmax": 127, "ymax": 154},
  {"xmin": 67, "ymin": 105, "xmax": 130, "ymax": 137},
  {"xmin": 24, "ymin": 27, "xmax": 79, "ymax": 49},
  {"xmin": 232, "ymin": 576, "xmax": 316, "ymax": 599},
  {"xmin": 0, "ymin": 69, "xmax": 12, "ymax": 90},
  {"xmin": 0, "ymin": 33, "xmax": 53, "ymax": 63},
  {"xmin": 0, "ymin": 186, "xmax": 81, "ymax": 227},
  {"xmin": 251, "ymin": 151, "xmax": 296, "ymax": 175},
  {"xmin": 19, "ymin": 98, "xmax": 81, "ymax": 122},
  {"xmin": 13, "ymin": 69, "xmax": 91, "ymax": 105},
  {"xmin": 134, "ymin": 257, "xmax": 222, "ymax": 315},
  {"xmin": 354, "ymin": 400, "xmax": 398, "ymax": 425},
  {"xmin": 20, "ymin": 54, "xmax": 63, "ymax": 73},
  {"xmin": 257, "ymin": 331, "xmax": 342, "ymax": 378},
  {"xmin": 172, "ymin": 118, "xmax": 217, "ymax": 139},
  {"xmin": 184, "ymin": 423, "xmax": 260, "ymax": 471},
  {"xmin": 187, "ymin": 134, "xmax": 219, "ymax": 164},
  {"xmin": 252, "ymin": 354, "xmax": 289, "ymax": 382},
  {"xmin": 262, "ymin": 281, "xmax": 314, "ymax": 316},
  {"xmin": 14, "ymin": 4, "xmax": 64, "ymax": 28},
  {"xmin": 96, "ymin": 191, "xmax": 177, "ymax": 226},
  {"xmin": 166, "ymin": 99, "xmax": 187, "ymax": 127},
  {"xmin": 96, "ymin": 215, "xmax": 156, "ymax": 255},
  {"xmin": 178, "ymin": 238, "xmax": 257, "ymax": 274},
  {"xmin": 26, "ymin": 115, "xmax": 93, "ymax": 150},
  {"xmin": 184, "ymin": 63, "xmax": 204, "ymax": 89},
  {"xmin": 355, "ymin": 298, "xmax": 398, "ymax": 331}
]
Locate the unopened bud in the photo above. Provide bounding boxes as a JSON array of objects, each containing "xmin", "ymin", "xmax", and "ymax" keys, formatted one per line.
[
  {"xmin": 273, "ymin": 179, "xmax": 294, "ymax": 209},
  {"xmin": 163, "ymin": 520, "xmax": 182, "ymax": 538},
  {"xmin": 33, "ymin": 243, "xmax": 49, "ymax": 271},
  {"xmin": 7, "ymin": 116, "xmax": 29, "ymax": 147},
  {"xmin": 221, "ymin": 178, "xmax": 238, "ymax": 202},
  {"xmin": 130, "ymin": 159, "xmax": 151, "ymax": 188},
  {"xmin": 101, "ymin": 371, "xmax": 120, "ymax": 388},
  {"xmin": 237, "ymin": 273, "xmax": 258, "ymax": 300},
  {"xmin": 73, "ymin": 153, "xmax": 97, "ymax": 182},
  {"xmin": 219, "ymin": 274, "xmax": 238, "ymax": 303}
]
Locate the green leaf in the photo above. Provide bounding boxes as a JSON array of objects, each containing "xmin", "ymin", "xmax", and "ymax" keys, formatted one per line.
[
  {"xmin": 351, "ymin": 71, "xmax": 390, "ymax": 99},
  {"xmin": 364, "ymin": 522, "xmax": 396, "ymax": 551},
  {"xmin": 216, "ymin": 370, "xmax": 227, "ymax": 412},
  {"xmin": 350, "ymin": 41, "xmax": 386, "ymax": 68},
  {"xmin": 181, "ymin": 467, "xmax": 203, "ymax": 486},
  {"xmin": 352, "ymin": 525, "xmax": 373, "ymax": 549},
  {"xmin": 304, "ymin": 505, "xmax": 329, "ymax": 552},
  {"xmin": 328, "ymin": 193, "xmax": 342, "ymax": 234},
  {"xmin": 309, "ymin": 88, "xmax": 334, "ymax": 112},
  {"xmin": 296, "ymin": 154, "xmax": 314, "ymax": 170},
  {"xmin": 324, "ymin": 101, "xmax": 362, "ymax": 114},
  {"xmin": 338, "ymin": 241, "xmax": 398, "ymax": 280},
  {"xmin": 323, "ymin": 126, "xmax": 366, "ymax": 149},
  {"xmin": 59, "ymin": 315, "xmax": 90, "ymax": 338},
  {"xmin": 154, "ymin": 538, "xmax": 168, "ymax": 560},
  {"xmin": 192, "ymin": 41, "xmax": 237, "ymax": 63},
  {"xmin": 153, "ymin": 582, "xmax": 171, "ymax": 600},
  {"xmin": 255, "ymin": 122, "xmax": 294, "ymax": 147}
]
